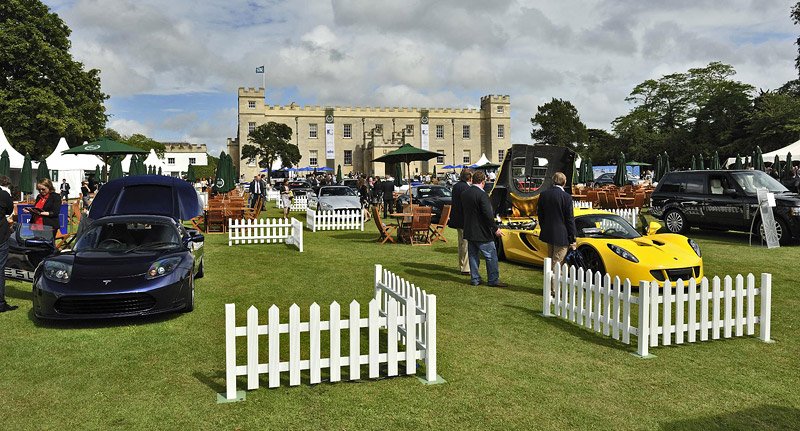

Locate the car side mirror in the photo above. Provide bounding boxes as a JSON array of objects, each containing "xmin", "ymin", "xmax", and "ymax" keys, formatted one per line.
[
  {"xmin": 647, "ymin": 221, "xmax": 662, "ymax": 236},
  {"xmin": 25, "ymin": 238, "xmax": 53, "ymax": 248},
  {"xmin": 724, "ymin": 188, "xmax": 737, "ymax": 197},
  {"xmin": 191, "ymin": 232, "xmax": 204, "ymax": 243}
]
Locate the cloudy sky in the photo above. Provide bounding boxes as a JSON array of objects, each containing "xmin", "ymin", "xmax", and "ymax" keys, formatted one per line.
[{"xmin": 45, "ymin": 0, "xmax": 798, "ymax": 157}]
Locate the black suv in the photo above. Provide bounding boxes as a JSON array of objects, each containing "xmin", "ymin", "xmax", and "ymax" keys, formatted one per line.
[{"xmin": 650, "ymin": 170, "xmax": 800, "ymax": 244}]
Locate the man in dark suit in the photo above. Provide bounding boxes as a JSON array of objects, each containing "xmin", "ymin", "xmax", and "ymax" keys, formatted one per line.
[
  {"xmin": 248, "ymin": 175, "xmax": 263, "ymax": 208},
  {"xmin": 447, "ymin": 169, "xmax": 472, "ymax": 274},
  {"xmin": 462, "ymin": 170, "xmax": 506, "ymax": 287},
  {"xmin": 537, "ymin": 172, "xmax": 577, "ymax": 270},
  {"xmin": 59, "ymin": 179, "xmax": 70, "ymax": 201},
  {"xmin": 381, "ymin": 175, "xmax": 395, "ymax": 218}
]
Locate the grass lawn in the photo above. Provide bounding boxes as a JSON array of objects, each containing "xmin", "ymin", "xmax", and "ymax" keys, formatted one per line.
[{"xmin": 1, "ymin": 206, "xmax": 798, "ymax": 430}]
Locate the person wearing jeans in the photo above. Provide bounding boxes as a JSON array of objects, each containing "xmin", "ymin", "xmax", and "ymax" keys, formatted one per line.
[
  {"xmin": 461, "ymin": 170, "xmax": 507, "ymax": 287},
  {"xmin": 0, "ymin": 176, "xmax": 16, "ymax": 312}
]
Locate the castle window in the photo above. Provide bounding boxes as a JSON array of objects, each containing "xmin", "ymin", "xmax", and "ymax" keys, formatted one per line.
[
  {"xmin": 436, "ymin": 124, "xmax": 444, "ymax": 139},
  {"xmin": 309, "ymin": 150, "xmax": 318, "ymax": 166},
  {"xmin": 343, "ymin": 123, "xmax": 352, "ymax": 139},
  {"xmin": 189, "ymin": 157, "xmax": 196, "ymax": 164},
  {"xmin": 437, "ymin": 150, "xmax": 445, "ymax": 164},
  {"xmin": 496, "ymin": 105, "xmax": 504, "ymax": 114},
  {"xmin": 167, "ymin": 158, "xmax": 175, "ymax": 165},
  {"xmin": 309, "ymin": 124, "xmax": 318, "ymax": 138},
  {"xmin": 248, "ymin": 101, "xmax": 256, "ymax": 109},
  {"xmin": 498, "ymin": 149, "xmax": 505, "ymax": 163},
  {"xmin": 405, "ymin": 124, "xmax": 414, "ymax": 136},
  {"xmin": 344, "ymin": 150, "xmax": 352, "ymax": 166},
  {"xmin": 462, "ymin": 150, "xmax": 471, "ymax": 164},
  {"xmin": 497, "ymin": 124, "xmax": 505, "ymax": 139},
  {"xmin": 462, "ymin": 125, "xmax": 470, "ymax": 139},
  {"xmin": 248, "ymin": 122, "xmax": 256, "ymax": 132}
]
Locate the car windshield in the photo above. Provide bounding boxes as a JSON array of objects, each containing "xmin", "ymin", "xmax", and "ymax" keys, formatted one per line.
[
  {"xmin": 75, "ymin": 222, "xmax": 181, "ymax": 252},
  {"xmin": 416, "ymin": 187, "xmax": 451, "ymax": 198},
  {"xmin": 731, "ymin": 171, "xmax": 789, "ymax": 194},
  {"xmin": 575, "ymin": 214, "xmax": 640, "ymax": 239},
  {"xmin": 320, "ymin": 187, "xmax": 356, "ymax": 197}
]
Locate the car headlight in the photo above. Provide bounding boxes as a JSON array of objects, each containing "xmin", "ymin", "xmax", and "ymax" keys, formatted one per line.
[
  {"xmin": 43, "ymin": 261, "xmax": 72, "ymax": 283},
  {"xmin": 607, "ymin": 244, "xmax": 639, "ymax": 263},
  {"xmin": 791, "ymin": 206, "xmax": 800, "ymax": 217},
  {"xmin": 146, "ymin": 256, "xmax": 183, "ymax": 279},
  {"xmin": 688, "ymin": 238, "xmax": 702, "ymax": 257},
  {"xmin": 319, "ymin": 202, "xmax": 334, "ymax": 211}
]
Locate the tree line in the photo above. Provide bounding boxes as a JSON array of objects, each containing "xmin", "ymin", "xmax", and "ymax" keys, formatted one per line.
[{"xmin": 531, "ymin": 4, "xmax": 800, "ymax": 169}]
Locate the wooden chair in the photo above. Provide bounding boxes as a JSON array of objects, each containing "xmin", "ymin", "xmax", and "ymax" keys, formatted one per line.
[
  {"xmin": 55, "ymin": 230, "xmax": 76, "ymax": 249},
  {"xmin": 409, "ymin": 211, "xmax": 432, "ymax": 246},
  {"xmin": 69, "ymin": 200, "xmax": 82, "ymax": 228},
  {"xmin": 206, "ymin": 202, "xmax": 226, "ymax": 233},
  {"xmin": 371, "ymin": 206, "xmax": 397, "ymax": 244},
  {"xmin": 586, "ymin": 190, "xmax": 599, "ymax": 207},
  {"xmin": 632, "ymin": 192, "xmax": 646, "ymax": 208},
  {"xmin": 429, "ymin": 204, "xmax": 451, "ymax": 243}
]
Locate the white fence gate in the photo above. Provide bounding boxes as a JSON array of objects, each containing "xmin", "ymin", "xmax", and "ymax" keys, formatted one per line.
[
  {"xmin": 224, "ymin": 265, "xmax": 437, "ymax": 400},
  {"xmin": 542, "ymin": 258, "xmax": 772, "ymax": 357},
  {"xmin": 276, "ymin": 195, "xmax": 308, "ymax": 212},
  {"xmin": 306, "ymin": 208, "xmax": 364, "ymax": 232},
  {"xmin": 228, "ymin": 218, "xmax": 303, "ymax": 252}
]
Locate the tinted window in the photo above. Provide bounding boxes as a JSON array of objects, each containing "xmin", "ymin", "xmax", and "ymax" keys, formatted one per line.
[
  {"xmin": 75, "ymin": 222, "xmax": 180, "ymax": 252},
  {"xmin": 684, "ymin": 174, "xmax": 705, "ymax": 194},
  {"xmin": 658, "ymin": 173, "xmax": 684, "ymax": 193},
  {"xmin": 320, "ymin": 187, "xmax": 356, "ymax": 197}
]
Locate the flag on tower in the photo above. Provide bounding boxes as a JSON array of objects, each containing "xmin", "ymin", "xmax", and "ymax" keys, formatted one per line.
[{"xmin": 255, "ymin": 65, "xmax": 265, "ymax": 73}]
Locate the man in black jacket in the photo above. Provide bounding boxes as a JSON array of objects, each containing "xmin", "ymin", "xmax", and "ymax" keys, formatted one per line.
[
  {"xmin": 447, "ymin": 169, "xmax": 472, "ymax": 274},
  {"xmin": 59, "ymin": 179, "xmax": 70, "ymax": 201},
  {"xmin": 248, "ymin": 175, "xmax": 263, "ymax": 208},
  {"xmin": 462, "ymin": 170, "xmax": 506, "ymax": 287},
  {"xmin": 381, "ymin": 176, "xmax": 395, "ymax": 218},
  {"xmin": 0, "ymin": 176, "xmax": 17, "ymax": 312},
  {"xmin": 537, "ymin": 172, "xmax": 577, "ymax": 270}
]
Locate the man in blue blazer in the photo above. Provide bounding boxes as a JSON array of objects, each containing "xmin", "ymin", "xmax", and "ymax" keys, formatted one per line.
[
  {"xmin": 462, "ymin": 170, "xmax": 507, "ymax": 287},
  {"xmin": 537, "ymin": 172, "xmax": 577, "ymax": 269},
  {"xmin": 447, "ymin": 169, "xmax": 472, "ymax": 274}
]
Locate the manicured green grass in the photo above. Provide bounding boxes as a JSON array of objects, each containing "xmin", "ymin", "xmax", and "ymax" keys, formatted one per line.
[{"xmin": 1, "ymin": 207, "xmax": 798, "ymax": 430}]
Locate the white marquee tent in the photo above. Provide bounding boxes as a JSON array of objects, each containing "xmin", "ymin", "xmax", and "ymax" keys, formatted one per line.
[
  {"xmin": 46, "ymin": 138, "xmax": 102, "ymax": 198},
  {"xmin": 725, "ymin": 139, "xmax": 800, "ymax": 167},
  {"xmin": 0, "ymin": 126, "xmax": 29, "ymax": 169}
]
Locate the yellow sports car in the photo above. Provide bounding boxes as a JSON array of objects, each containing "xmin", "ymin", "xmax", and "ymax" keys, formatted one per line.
[{"xmin": 490, "ymin": 144, "xmax": 703, "ymax": 285}]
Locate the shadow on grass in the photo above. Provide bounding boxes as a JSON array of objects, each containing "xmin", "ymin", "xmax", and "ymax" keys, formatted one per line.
[
  {"xmin": 330, "ymin": 232, "xmax": 377, "ymax": 242},
  {"xmin": 400, "ymin": 262, "xmax": 465, "ymax": 284},
  {"xmin": 6, "ymin": 283, "xmax": 33, "ymax": 301},
  {"xmin": 29, "ymin": 308, "xmax": 182, "ymax": 329},
  {"xmin": 659, "ymin": 405, "xmax": 800, "ymax": 430},
  {"xmin": 431, "ymin": 246, "xmax": 458, "ymax": 254},
  {"xmin": 194, "ymin": 370, "xmax": 226, "ymax": 394},
  {"xmin": 505, "ymin": 304, "xmax": 635, "ymax": 353}
]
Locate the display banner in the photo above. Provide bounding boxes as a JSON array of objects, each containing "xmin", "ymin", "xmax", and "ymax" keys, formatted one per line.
[
  {"xmin": 756, "ymin": 187, "xmax": 779, "ymax": 249},
  {"xmin": 420, "ymin": 110, "xmax": 429, "ymax": 150},
  {"xmin": 325, "ymin": 108, "xmax": 335, "ymax": 160}
]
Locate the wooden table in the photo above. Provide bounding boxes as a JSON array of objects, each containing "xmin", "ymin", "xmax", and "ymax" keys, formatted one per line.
[
  {"xmin": 615, "ymin": 196, "xmax": 635, "ymax": 208},
  {"xmin": 388, "ymin": 213, "xmax": 413, "ymax": 243}
]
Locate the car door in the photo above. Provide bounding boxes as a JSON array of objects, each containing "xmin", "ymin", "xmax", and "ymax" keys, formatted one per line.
[
  {"xmin": 701, "ymin": 174, "xmax": 747, "ymax": 229},
  {"xmin": 680, "ymin": 173, "xmax": 706, "ymax": 225}
]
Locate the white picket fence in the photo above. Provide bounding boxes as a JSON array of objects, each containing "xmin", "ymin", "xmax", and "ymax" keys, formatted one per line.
[
  {"xmin": 572, "ymin": 203, "xmax": 638, "ymax": 228},
  {"xmin": 573, "ymin": 201, "xmax": 593, "ymax": 209},
  {"xmin": 224, "ymin": 265, "xmax": 437, "ymax": 400},
  {"xmin": 265, "ymin": 190, "xmax": 280, "ymax": 202},
  {"xmin": 542, "ymin": 258, "xmax": 772, "ymax": 357},
  {"xmin": 276, "ymin": 195, "xmax": 308, "ymax": 212},
  {"xmin": 306, "ymin": 208, "xmax": 364, "ymax": 232},
  {"xmin": 228, "ymin": 218, "xmax": 303, "ymax": 252}
]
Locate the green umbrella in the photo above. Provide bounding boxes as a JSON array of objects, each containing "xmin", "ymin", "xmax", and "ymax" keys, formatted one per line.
[
  {"xmin": 663, "ymin": 152, "xmax": 670, "ymax": 179},
  {"xmin": 734, "ymin": 154, "xmax": 742, "ymax": 170},
  {"xmin": 20, "ymin": 153, "xmax": 33, "ymax": 195},
  {"xmin": 36, "ymin": 158, "xmax": 50, "ymax": 180},
  {"xmin": 773, "ymin": 154, "xmax": 781, "ymax": 176},
  {"xmin": 711, "ymin": 151, "xmax": 720, "ymax": 170},
  {"xmin": 158, "ymin": 166, "xmax": 162, "ymax": 176},
  {"xmin": 394, "ymin": 164, "xmax": 403, "ymax": 188},
  {"xmin": 0, "ymin": 150, "xmax": 10, "ymax": 177},
  {"xmin": 373, "ymin": 143, "xmax": 441, "ymax": 212},
  {"xmin": 63, "ymin": 137, "xmax": 147, "ymax": 182},
  {"xmin": 227, "ymin": 153, "xmax": 237, "ymax": 192},
  {"xmin": 785, "ymin": 152, "xmax": 793, "ymax": 179},
  {"xmin": 101, "ymin": 164, "xmax": 107, "ymax": 182},
  {"xmin": 336, "ymin": 164, "xmax": 342, "ymax": 184},
  {"xmin": 577, "ymin": 159, "xmax": 585, "ymax": 183},
  {"xmin": 186, "ymin": 164, "xmax": 196, "ymax": 182},
  {"xmin": 585, "ymin": 158, "xmax": 594, "ymax": 183},
  {"xmin": 691, "ymin": 155, "xmax": 697, "ymax": 171},
  {"xmin": 109, "ymin": 156, "xmax": 124, "ymax": 180},
  {"xmin": 433, "ymin": 165, "xmax": 437, "ymax": 179},
  {"xmin": 94, "ymin": 164, "xmax": 101, "ymax": 179},
  {"xmin": 214, "ymin": 151, "xmax": 230, "ymax": 193},
  {"xmin": 654, "ymin": 154, "xmax": 662, "ymax": 181},
  {"xmin": 614, "ymin": 153, "xmax": 626, "ymax": 186},
  {"xmin": 754, "ymin": 146, "xmax": 764, "ymax": 171},
  {"xmin": 698, "ymin": 155, "xmax": 705, "ymax": 170}
]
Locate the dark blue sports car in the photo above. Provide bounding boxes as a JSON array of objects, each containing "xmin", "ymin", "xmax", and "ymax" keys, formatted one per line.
[{"xmin": 28, "ymin": 176, "xmax": 205, "ymax": 320}]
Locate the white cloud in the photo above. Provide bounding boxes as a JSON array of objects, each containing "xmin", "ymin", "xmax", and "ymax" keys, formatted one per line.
[
  {"xmin": 108, "ymin": 118, "xmax": 152, "ymax": 137},
  {"xmin": 46, "ymin": 0, "xmax": 800, "ymax": 149}
]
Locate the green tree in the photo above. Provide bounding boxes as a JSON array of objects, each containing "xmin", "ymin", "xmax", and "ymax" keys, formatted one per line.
[
  {"xmin": 194, "ymin": 154, "xmax": 218, "ymax": 179},
  {"xmin": 744, "ymin": 90, "xmax": 800, "ymax": 152},
  {"xmin": 0, "ymin": 0, "xmax": 108, "ymax": 158},
  {"xmin": 584, "ymin": 128, "xmax": 624, "ymax": 165},
  {"xmin": 241, "ymin": 122, "xmax": 300, "ymax": 181},
  {"xmin": 125, "ymin": 133, "xmax": 166, "ymax": 158},
  {"xmin": 530, "ymin": 98, "xmax": 588, "ymax": 152}
]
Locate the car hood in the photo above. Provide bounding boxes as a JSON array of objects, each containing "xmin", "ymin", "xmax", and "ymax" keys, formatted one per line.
[
  {"xmin": 586, "ymin": 234, "xmax": 701, "ymax": 269},
  {"xmin": 58, "ymin": 251, "xmax": 188, "ymax": 279},
  {"xmin": 773, "ymin": 193, "xmax": 800, "ymax": 206},
  {"xmin": 317, "ymin": 196, "xmax": 361, "ymax": 209},
  {"xmin": 89, "ymin": 175, "xmax": 202, "ymax": 221}
]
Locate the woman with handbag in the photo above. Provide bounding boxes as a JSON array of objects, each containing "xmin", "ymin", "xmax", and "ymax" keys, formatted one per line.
[{"xmin": 25, "ymin": 179, "xmax": 62, "ymax": 239}]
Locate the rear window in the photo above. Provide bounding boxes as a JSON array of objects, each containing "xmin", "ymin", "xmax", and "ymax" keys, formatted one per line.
[{"xmin": 684, "ymin": 174, "xmax": 705, "ymax": 194}]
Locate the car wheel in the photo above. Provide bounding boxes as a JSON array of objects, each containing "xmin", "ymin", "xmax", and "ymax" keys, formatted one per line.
[
  {"xmin": 664, "ymin": 209, "xmax": 689, "ymax": 234},
  {"xmin": 578, "ymin": 246, "xmax": 606, "ymax": 276},
  {"xmin": 757, "ymin": 217, "xmax": 791, "ymax": 246},
  {"xmin": 495, "ymin": 237, "xmax": 506, "ymax": 261},
  {"xmin": 183, "ymin": 276, "xmax": 195, "ymax": 313}
]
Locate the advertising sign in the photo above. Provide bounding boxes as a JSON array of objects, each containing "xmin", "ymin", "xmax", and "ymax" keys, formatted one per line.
[
  {"xmin": 325, "ymin": 108, "xmax": 335, "ymax": 160},
  {"xmin": 756, "ymin": 187, "xmax": 779, "ymax": 249}
]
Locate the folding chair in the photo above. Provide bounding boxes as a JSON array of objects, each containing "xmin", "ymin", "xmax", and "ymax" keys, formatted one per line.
[
  {"xmin": 429, "ymin": 204, "xmax": 451, "ymax": 243},
  {"xmin": 371, "ymin": 206, "xmax": 397, "ymax": 244}
]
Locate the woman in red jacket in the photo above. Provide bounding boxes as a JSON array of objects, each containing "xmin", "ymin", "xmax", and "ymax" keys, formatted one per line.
[{"xmin": 25, "ymin": 178, "xmax": 62, "ymax": 238}]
